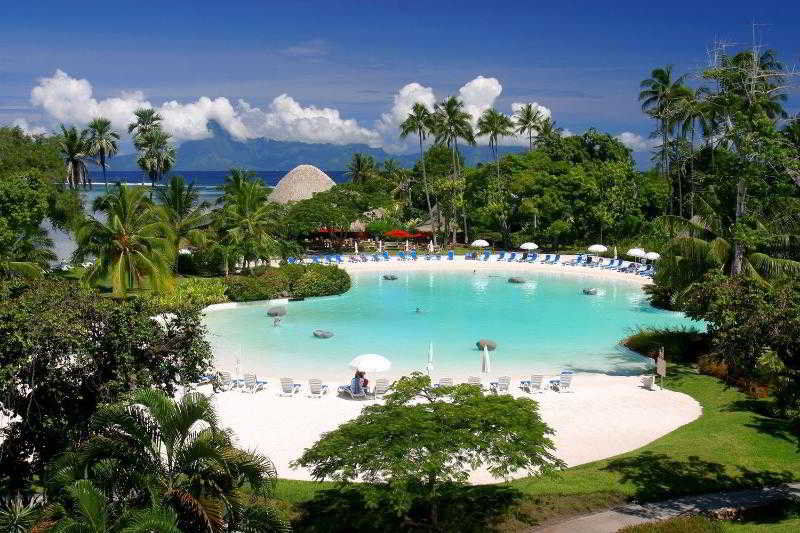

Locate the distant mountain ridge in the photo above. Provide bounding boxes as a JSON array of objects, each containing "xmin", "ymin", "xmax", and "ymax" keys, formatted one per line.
[{"xmin": 113, "ymin": 121, "xmax": 524, "ymax": 171}]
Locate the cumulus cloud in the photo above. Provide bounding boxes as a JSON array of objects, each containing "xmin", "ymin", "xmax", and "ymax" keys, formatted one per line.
[
  {"xmin": 459, "ymin": 76, "xmax": 503, "ymax": 128},
  {"xmin": 29, "ymin": 70, "xmax": 380, "ymax": 146},
  {"xmin": 615, "ymin": 131, "xmax": 658, "ymax": 152},
  {"xmin": 376, "ymin": 82, "xmax": 436, "ymax": 152},
  {"xmin": 11, "ymin": 118, "xmax": 48, "ymax": 136}
]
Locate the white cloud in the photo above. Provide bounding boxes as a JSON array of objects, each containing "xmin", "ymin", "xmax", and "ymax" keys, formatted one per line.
[
  {"xmin": 11, "ymin": 118, "xmax": 48, "ymax": 136},
  {"xmin": 615, "ymin": 131, "xmax": 658, "ymax": 151},
  {"xmin": 281, "ymin": 38, "xmax": 330, "ymax": 58},
  {"xmin": 376, "ymin": 82, "xmax": 436, "ymax": 152},
  {"xmin": 458, "ymin": 76, "xmax": 503, "ymax": 128}
]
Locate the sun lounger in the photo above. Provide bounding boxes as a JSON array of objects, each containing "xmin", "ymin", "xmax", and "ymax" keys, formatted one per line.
[
  {"xmin": 435, "ymin": 253, "xmax": 442, "ymax": 260},
  {"xmin": 397, "ymin": 251, "xmax": 406, "ymax": 261},
  {"xmin": 526, "ymin": 253, "xmax": 538, "ymax": 263},
  {"xmin": 466, "ymin": 376, "xmax": 483, "ymax": 389},
  {"xmin": 447, "ymin": 251, "xmax": 454, "ymax": 260},
  {"xmin": 490, "ymin": 376, "xmax": 511, "ymax": 394},
  {"xmin": 506, "ymin": 252, "xmax": 516, "ymax": 262},
  {"xmin": 602, "ymin": 259, "xmax": 621, "ymax": 269},
  {"xmin": 312, "ymin": 256, "xmax": 321, "ymax": 264},
  {"xmin": 641, "ymin": 375, "xmax": 656, "ymax": 391},
  {"xmin": 517, "ymin": 252, "xmax": 529, "ymax": 262},
  {"xmin": 547, "ymin": 254, "xmax": 561, "ymax": 264},
  {"xmin": 496, "ymin": 251, "xmax": 506, "ymax": 261},
  {"xmin": 520, "ymin": 375, "xmax": 545, "ymax": 393},
  {"xmin": 372, "ymin": 378, "xmax": 390, "ymax": 398},
  {"xmin": 383, "ymin": 251, "xmax": 390, "ymax": 261},
  {"xmin": 550, "ymin": 371, "xmax": 573, "ymax": 392},
  {"xmin": 411, "ymin": 250, "xmax": 418, "ymax": 261},
  {"xmin": 538, "ymin": 254, "xmax": 551, "ymax": 263},
  {"xmin": 638, "ymin": 265, "xmax": 654, "ymax": 276},
  {"xmin": 338, "ymin": 377, "xmax": 367, "ymax": 399},
  {"xmin": 307, "ymin": 378, "xmax": 329, "ymax": 398},
  {"xmin": 482, "ymin": 250, "xmax": 491, "ymax": 261},
  {"xmin": 434, "ymin": 377, "xmax": 453, "ymax": 388},
  {"xmin": 242, "ymin": 373, "xmax": 265, "ymax": 394},
  {"xmin": 217, "ymin": 371, "xmax": 234, "ymax": 392},
  {"xmin": 279, "ymin": 378, "xmax": 301, "ymax": 397}
]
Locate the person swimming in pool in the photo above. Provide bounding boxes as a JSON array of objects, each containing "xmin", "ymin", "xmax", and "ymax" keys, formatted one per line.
[{"xmin": 415, "ymin": 307, "xmax": 423, "ymax": 314}]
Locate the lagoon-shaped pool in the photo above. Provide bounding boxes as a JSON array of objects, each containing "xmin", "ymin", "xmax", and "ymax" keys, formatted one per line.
[{"xmin": 203, "ymin": 269, "xmax": 700, "ymax": 381}]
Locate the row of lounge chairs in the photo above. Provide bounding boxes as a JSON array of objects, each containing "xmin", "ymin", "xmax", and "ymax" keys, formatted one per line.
[{"xmin": 431, "ymin": 371, "xmax": 573, "ymax": 394}]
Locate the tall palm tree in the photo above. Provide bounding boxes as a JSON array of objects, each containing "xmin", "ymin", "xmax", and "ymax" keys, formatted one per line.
[
  {"xmin": 219, "ymin": 168, "xmax": 261, "ymax": 205},
  {"xmin": 536, "ymin": 117, "xmax": 561, "ymax": 140},
  {"xmin": 639, "ymin": 66, "xmax": 689, "ymax": 215},
  {"xmin": 41, "ymin": 479, "xmax": 180, "ymax": 533},
  {"xmin": 75, "ymin": 185, "xmax": 173, "ymax": 298},
  {"xmin": 345, "ymin": 153, "xmax": 377, "ymax": 185},
  {"xmin": 58, "ymin": 125, "xmax": 90, "ymax": 189},
  {"xmin": 127, "ymin": 107, "xmax": 162, "ymax": 149},
  {"xmin": 676, "ymin": 88, "xmax": 713, "ymax": 219},
  {"xmin": 63, "ymin": 389, "xmax": 289, "ymax": 533},
  {"xmin": 513, "ymin": 103, "xmax": 544, "ymax": 151},
  {"xmin": 477, "ymin": 109, "xmax": 515, "ymax": 181},
  {"xmin": 400, "ymin": 102, "xmax": 437, "ymax": 242},
  {"xmin": 432, "ymin": 96, "xmax": 475, "ymax": 243},
  {"xmin": 137, "ymin": 127, "xmax": 176, "ymax": 194},
  {"xmin": 155, "ymin": 175, "xmax": 211, "ymax": 265},
  {"xmin": 86, "ymin": 118, "xmax": 120, "ymax": 192}
]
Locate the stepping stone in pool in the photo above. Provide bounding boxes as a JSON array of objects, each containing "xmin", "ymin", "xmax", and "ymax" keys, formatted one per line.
[
  {"xmin": 476, "ymin": 339, "xmax": 497, "ymax": 351},
  {"xmin": 313, "ymin": 330, "xmax": 334, "ymax": 339},
  {"xmin": 267, "ymin": 306, "xmax": 287, "ymax": 317},
  {"xmin": 383, "ymin": 274, "xmax": 398, "ymax": 280},
  {"xmin": 508, "ymin": 277, "xmax": 525, "ymax": 284}
]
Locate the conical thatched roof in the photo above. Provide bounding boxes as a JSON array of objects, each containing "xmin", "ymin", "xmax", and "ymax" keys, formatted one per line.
[{"xmin": 268, "ymin": 164, "xmax": 336, "ymax": 204}]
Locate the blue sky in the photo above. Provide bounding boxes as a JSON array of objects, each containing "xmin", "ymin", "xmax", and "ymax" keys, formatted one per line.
[{"xmin": 2, "ymin": 1, "xmax": 798, "ymax": 166}]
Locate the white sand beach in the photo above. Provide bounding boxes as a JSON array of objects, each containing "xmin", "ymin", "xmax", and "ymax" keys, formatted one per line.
[{"xmin": 200, "ymin": 373, "xmax": 700, "ymax": 484}]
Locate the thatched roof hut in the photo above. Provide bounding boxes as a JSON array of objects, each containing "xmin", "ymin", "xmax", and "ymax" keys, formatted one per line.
[
  {"xmin": 415, "ymin": 204, "xmax": 458, "ymax": 232},
  {"xmin": 268, "ymin": 164, "xmax": 336, "ymax": 204}
]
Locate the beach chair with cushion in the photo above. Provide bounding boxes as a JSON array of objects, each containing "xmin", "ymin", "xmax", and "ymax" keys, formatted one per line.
[
  {"xmin": 335, "ymin": 255, "xmax": 344, "ymax": 263},
  {"xmin": 383, "ymin": 251, "xmax": 390, "ymax": 261},
  {"xmin": 466, "ymin": 376, "xmax": 483, "ymax": 390},
  {"xmin": 279, "ymin": 378, "xmax": 301, "ymax": 397},
  {"xmin": 526, "ymin": 253, "xmax": 539, "ymax": 263},
  {"xmin": 490, "ymin": 376, "xmax": 511, "ymax": 394},
  {"xmin": 538, "ymin": 254, "xmax": 551, "ymax": 263},
  {"xmin": 338, "ymin": 376, "xmax": 367, "ymax": 400},
  {"xmin": 506, "ymin": 252, "xmax": 516, "ymax": 262},
  {"xmin": 638, "ymin": 265, "xmax": 654, "ymax": 276},
  {"xmin": 360, "ymin": 254, "xmax": 370, "ymax": 262},
  {"xmin": 397, "ymin": 251, "xmax": 406, "ymax": 261},
  {"xmin": 242, "ymin": 373, "xmax": 265, "ymax": 394},
  {"xmin": 411, "ymin": 250, "xmax": 418, "ymax": 261},
  {"xmin": 482, "ymin": 250, "xmax": 491, "ymax": 261},
  {"xmin": 547, "ymin": 254, "xmax": 561, "ymax": 264},
  {"xmin": 550, "ymin": 371, "xmax": 573, "ymax": 392},
  {"xmin": 372, "ymin": 378, "xmax": 390, "ymax": 399},
  {"xmin": 217, "ymin": 371, "xmax": 234, "ymax": 392},
  {"xmin": 641, "ymin": 375, "xmax": 656, "ymax": 391},
  {"xmin": 434, "ymin": 377, "xmax": 453, "ymax": 388},
  {"xmin": 496, "ymin": 251, "xmax": 506, "ymax": 261},
  {"xmin": 435, "ymin": 253, "xmax": 442, "ymax": 260},
  {"xmin": 520, "ymin": 375, "xmax": 545, "ymax": 393},
  {"xmin": 307, "ymin": 378, "xmax": 329, "ymax": 398},
  {"xmin": 447, "ymin": 250, "xmax": 454, "ymax": 260},
  {"xmin": 517, "ymin": 252, "xmax": 529, "ymax": 262}
]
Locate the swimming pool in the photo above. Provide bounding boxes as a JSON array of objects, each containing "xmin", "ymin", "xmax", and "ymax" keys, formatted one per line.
[{"xmin": 203, "ymin": 269, "xmax": 700, "ymax": 381}]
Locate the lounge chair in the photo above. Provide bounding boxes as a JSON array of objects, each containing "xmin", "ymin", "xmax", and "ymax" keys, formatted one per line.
[
  {"xmin": 638, "ymin": 265, "xmax": 654, "ymax": 276},
  {"xmin": 217, "ymin": 371, "xmax": 234, "ymax": 392},
  {"xmin": 507, "ymin": 252, "xmax": 517, "ymax": 262},
  {"xmin": 547, "ymin": 254, "xmax": 561, "ymax": 264},
  {"xmin": 526, "ymin": 253, "xmax": 538, "ymax": 263},
  {"xmin": 307, "ymin": 378, "xmax": 329, "ymax": 398},
  {"xmin": 641, "ymin": 375, "xmax": 656, "ymax": 391},
  {"xmin": 372, "ymin": 378, "xmax": 390, "ymax": 398},
  {"xmin": 383, "ymin": 251, "xmax": 390, "ymax": 261},
  {"xmin": 482, "ymin": 250, "xmax": 491, "ymax": 261},
  {"xmin": 434, "ymin": 377, "xmax": 453, "ymax": 388},
  {"xmin": 517, "ymin": 252, "xmax": 529, "ymax": 262},
  {"xmin": 312, "ymin": 255, "xmax": 322, "ymax": 264},
  {"xmin": 371, "ymin": 253, "xmax": 381, "ymax": 262},
  {"xmin": 550, "ymin": 371, "xmax": 573, "ymax": 392},
  {"xmin": 287, "ymin": 257, "xmax": 296, "ymax": 264},
  {"xmin": 520, "ymin": 375, "xmax": 545, "ymax": 393},
  {"xmin": 360, "ymin": 254, "xmax": 370, "ymax": 262},
  {"xmin": 338, "ymin": 377, "xmax": 367, "ymax": 400},
  {"xmin": 496, "ymin": 251, "xmax": 506, "ymax": 261},
  {"xmin": 397, "ymin": 251, "xmax": 406, "ymax": 261},
  {"xmin": 435, "ymin": 253, "xmax": 442, "ymax": 260},
  {"xmin": 565, "ymin": 254, "xmax": 583, "ymax": 266},
  {"xmin": 490, "ymin": 376, "xmax": 511, "ymax": 394},
  {"xmin": 335, "ymin": 255, "xmax": 344, "ymax": 263},
  {"xmin": 447, "ymin": 251, "xmax": 454, "ymax": 260},
  {"xmin": 411, "ymin": 250, "xmax": 418, "ymax": 261},
  {"xmin": 348, "ymin": 255, "xmax": 360, "ymax": 263},
  {"xmin": 242, "ymin": 373, "xmax": 265, "ymax": 394},
  {"xmin": 538, "ymin": 254, "xmax": 551, "ymax": 263},
  {"xmin": 602, "ymin": 259, "xmax": 622, "ymax": 269},
  {"xmin": 466, "ymin": 376, "xmax": 483, "ymax": 389},
  {"xmin": 589, "ymin": 257, "xmax": 605, "ymax": 268},
  {"xmin": 279, "ymin": 378, "xmax": 301, "ymax": 397}
]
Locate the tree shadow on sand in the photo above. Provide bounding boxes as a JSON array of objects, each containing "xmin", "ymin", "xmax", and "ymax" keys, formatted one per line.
[
  {"xmin": 292, "ymin": 483, "xmax": 524, "ymax": 533},
  {"xmin": 602, "ymin": 451, "xmax": 795, "ymax": 502}
]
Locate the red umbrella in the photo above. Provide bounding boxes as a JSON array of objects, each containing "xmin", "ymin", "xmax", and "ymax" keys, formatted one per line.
[
  {"xmin": 408, "ymin": 232, "xmax": 427, "ymax": 238},
  {"xmin": 385, "ymin": 229, "xmax": 411, "ymax": 238}
]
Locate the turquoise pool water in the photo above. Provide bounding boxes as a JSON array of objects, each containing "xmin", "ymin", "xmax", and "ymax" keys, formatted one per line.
[{"xmin": 203, "ymin": 270, "xmax": 701, "ymax": 381}]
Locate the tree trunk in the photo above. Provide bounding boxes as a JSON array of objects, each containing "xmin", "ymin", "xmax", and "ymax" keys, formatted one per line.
[
  {"xmin": 102, "ymin": 152, "xmax": 108, "ymax": 192},
  {"xmin": 730, "ymin": 178, "xmax": 746, "ymax": 275},
  {"xmin": 420, "ymin": 133, "xmax": 436, "ymax": 246},
  {"xmin": 428, "ymin": 473, "xmax": 439, "ymax": 529},
  {"xmin": 689, "ymin": 126, "xmax": 695, "ymax": 220},
  {"xmin": 662, "ymin": 123, "xmax": 671, "ymax": 215}
]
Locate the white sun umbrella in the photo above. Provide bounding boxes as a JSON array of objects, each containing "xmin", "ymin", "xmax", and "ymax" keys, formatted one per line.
[
  {"xmin": 614, "ymin": 246, "xmax": 618, "ymax": 259},
  {"xmin": 645, "ymin": 251, "xmax": 661, "ymax": 261},
  {"xmin": 471, "ymin": 239, "xmax": 490, "ymax": 247},
  {"xmin": 349, "ymin": 354, "xmax": 392, "ymax": 373},
  {"xmin": 354, "ymin": 241, "xmax": 359, "ymax": 254},
  {"xmin": 627, "ymin": 248, "xmax": 646, "ymax": 258},
  {"xmin": 588, "ymin": 244, "xmax": 607, "ymax": 253},
  {"xmin": 481, "ymin": 345, "xmax": 491, "ymax": 374},
  {"xmin": 520, "ymin": 242, "xmax": 539, "ymax": 250},
  {"xmin": 426, "ymin": 342, "xmax": 434, "ymax": 376}
]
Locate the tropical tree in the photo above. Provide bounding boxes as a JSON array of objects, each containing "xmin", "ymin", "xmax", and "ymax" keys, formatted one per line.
[
  {"xmin": 220, "ymin": 178, "xmax": 279, "ymax": 268},
  {"xmin": 136, "ymin": 127, "xmax": 176, "ymax": 193},
  {"xmin": 57, "ymin": 125, "xmax": 90, "ymax": 189},
  {"xmin": 400, "ymin": 102, "xmax": 437, "ymax": 242},
  {"xmin": 0, "ymin": 494, "xmax": 42, "ymax": 532},
  {"xmin": 432, "ymin": 96, "xmax": 475, "ymax": 242},
  {"xmin": 513, "ymin": 103, "xmax": 544, "ymax": 151},
  {"xmin": 676, "ymin": 87, "xmax": 713, "ymax": 218},
  {"xmin": 127, "ymin": 108, "xmax": 162, "ymax": 149},
  {"xmin": 218, "ymin": 168, "xmax": 261, "ymax": 204},
  {"xmin": 58, "ymin": 389, "xmax": 289, "ymax": 533},
  {"xmin": 86, "ymin": 117, "xmax": 120, "ymax": 192},
  {"xmin": 477, "ymin": 109, "xmax": 515, "ymax": 180},
  {"xmin": 75, "ymin": 185, "xmax": 173, "ymax": 298},
  {"xmin": 0, "ymin": 226, "xmax": 55, "ymax": 279},
  {"xmin": 345, "ymin": 153, "xmax": 377, "ymax": 185},
  {"xmin": 155, "ymin": 175, "xmax": 210, "ymax": 263},
  {"xmin": 536, "ymin": 117, "xmax": 561, "ymax": 140}
]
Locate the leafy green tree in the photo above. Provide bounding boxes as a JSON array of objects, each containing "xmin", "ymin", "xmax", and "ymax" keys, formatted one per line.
[
  {"xmin": 127, "ymin": 108, "xmax": 162, "ymax": 149},
  {"xmin": 155, "ymin": 175, "xmax": 210, "ymax": 265},
  {"xmin": 400, "ymin": 102, "xmax": 437, "ymax": 241},
  {"xmin": 294, "ymin": 373, "xmax": 563, "ymax": 529},
  {"xmin": 0, "ymin": 126, "xmax": 64, "ymax": 181},
  {"xmin": 57, "ymin": 125, "xmax": 90, "ymax": 189},
  {"xmin": 513, "ymin": 103, "xmax": 544, "ymax": 151},
  {"xmin": 86, "ymin": 117, "xmax": 120, "ymax": 192},
  {"xmin": 219, "ymin": 178, "xmax": 279, "ymax": 268},
  {"xmin": 0, "ymin": 279, "xmax": 212, "ymax": 491},
  {"xmin": 60, "ymin": 389, "xmax": 289, "ymax": 533},
  {"xmin": 136, "ymin": 127, "xmax": 176, "ymax": 193},
  {"xmin": 75, "ymin": 185, "xmax": 173, "ymax": 298},
  {"xmin": 345, "ymin": 153, "xmax": 377, "ymax": 185}
]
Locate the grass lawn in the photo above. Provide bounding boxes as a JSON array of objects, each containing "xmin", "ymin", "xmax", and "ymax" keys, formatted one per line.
[{"xmin": 276, "ymin": 364, "xmax": 800, "ymax": 531}]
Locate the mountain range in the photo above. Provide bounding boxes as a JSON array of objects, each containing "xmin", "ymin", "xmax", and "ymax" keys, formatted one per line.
[{"xmin": 113, "ymin": 121, "xmax": 525, "ymax": 171}]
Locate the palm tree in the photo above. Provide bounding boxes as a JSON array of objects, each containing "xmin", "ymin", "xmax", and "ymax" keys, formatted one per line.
[
  {"xmin": 86, "ymin": 118, "xmax": 120, "ymax": 192},
  {"xmin": 75, "ymin": 185, "xmax": 173, "ymax": 298},
  {"xmin": 345, "ymin": 153, "xmax": 377, "ymax": 185},
  {"xmin": 536, "ymin": 117, "xmax": 562, "ymax": 140},
  {"xmin": 218, "ymin": 168, "xmax": 261, "ymax": 205},
  {"xmin": 400, "ymin": 103, "xmax": 437, "ymax": 243},
  {"xmin": 127, "ymin": 107, "xmax": 162, "ymax": 149},
  {"xmin": 41, "ymin": 480, "xmax": 180, "ymax": 533},
  {"xmin": 676, "ymin": 88, "xmax": 713, "ymax": 219},
  {"xmin": 513, "ymin": 103, "xmax": 544, "ymax": 151},
  {"xmin": 58, "ymin": 125, "xmax": 90, "ymax": 189},
  {"xmin": 477, "ymin": 109, "xmax": 515, "ymax": 180},
  {"xmin": 64, "ymin": 390, "xmax": 289, "ymax": 533},
  {"xmin": 639, "ymin": 66, "xmax": 689, "ymax": 215},
  {"xmin": 137, "ymin": 127, "xmax": 176, "ymax": 194},
  {"xmin": 0, "ymin": 494, "xmax": 42, "ymax": 532},
  {"xmin": 155, "ymin": 175, "xmax": 210, "ymax": 265},
  {"xmin": 432, "ymin": 96, "xmax": 475, "ymax": 243},
  {"xmin": 222, "ymin": 180, "xmax": 280, "ymax": 269},
  {"xmin": 0, "ymin": 227, "xmax": 55, "ymax": 279}
]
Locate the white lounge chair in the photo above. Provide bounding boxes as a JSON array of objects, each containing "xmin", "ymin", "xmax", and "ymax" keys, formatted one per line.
[
  {"xmin": 435, "ymin": 377, "xmax": 453, "ymax": 388},
  {"xmin": 467, "ymin": 376, "xmax": 482, "ymax": 388},
  {"xmin": 279, "ymin": 377, "xmax": 301, "ymax": 397},
  {"xmin": 521, "ymin": 375, "xmax": 545, "ymax": 393},
  {"xmin": 551, "ymin": 371, "xmax": 573, "ymax": 392},
  {"xmin": 491, "ymin": 376, "xmax": 511, "ymax": 394},
  {"xmin": 641, "ymin": 375, "xmax": 656, "ymax": 391},
  {"xmin": 307, "ymin": 378, "xmax": 329, "ymax": 398},
  {"xmin": 372, "ymin": 378, "xmax": 390, "ymax": 398},
  {"xmin": 242, "ymin": 373, "xmax": 264, "ymax": 393},
  {"xmin": 218, "ymin": 371, "xmax": 234, "ymax": 392}
]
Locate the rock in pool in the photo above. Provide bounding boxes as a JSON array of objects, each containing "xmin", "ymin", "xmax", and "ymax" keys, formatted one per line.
[
  {"xmin": 508, "ymin": 277, "xmax": 525, "ymax": 284},
  {"xmin": 267, "ymin": 306, "xmax": 287, "ymax": 317},
  {"xmin": 383, "ymin": 274, "xmax": 398, "ymax": 280},
  {"xmin": 476, "ymin": 339, "xmax": 497, "ymax": 351},
  {"xmin": 313, "ymin": 330, "xmax": 334, "ymax": 339},
  {"xmin": 582, "ymin": 288, "xmax": 598, "ymax": 295}
]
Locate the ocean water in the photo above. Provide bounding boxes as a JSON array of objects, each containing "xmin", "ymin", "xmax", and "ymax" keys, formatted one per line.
[{"xmin": 203, "ymin": 269, "xmax": 701, "ymax": 381}]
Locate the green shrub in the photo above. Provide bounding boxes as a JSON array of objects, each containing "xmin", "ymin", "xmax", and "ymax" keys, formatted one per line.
[
  {"xmin": 619, "ymin": 516, "xmax": 722, "ymax": 532},
  {"xmin": 291, "ymin": 264, "xmax": 351, "ymax": 298},
  {"xmin": 224, "ymin": 271, "xmax": 289, "ymax": 302},
  {"xmin": 622, "ymin": 326, "xmax": 709, "ymax": 364},
  {"xmin": 152, "ymin": 277, "xmax": 228, "ymax": 311}
]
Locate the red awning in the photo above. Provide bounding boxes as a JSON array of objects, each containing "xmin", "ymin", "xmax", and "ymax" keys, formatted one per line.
[{"xmin": 384, "ymin": 229, "xmax": 412, "ymax": 238}]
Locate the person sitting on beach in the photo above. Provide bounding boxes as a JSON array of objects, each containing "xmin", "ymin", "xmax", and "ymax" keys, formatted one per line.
[{"xmin": 350, "ymin": 371, "xmax": 367, "ymax": 395}]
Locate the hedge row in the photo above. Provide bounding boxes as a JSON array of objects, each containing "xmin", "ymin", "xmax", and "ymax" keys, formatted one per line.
[{"xmin": 223, "ymin": 264, "xmax": 351, "ymax": 302}]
